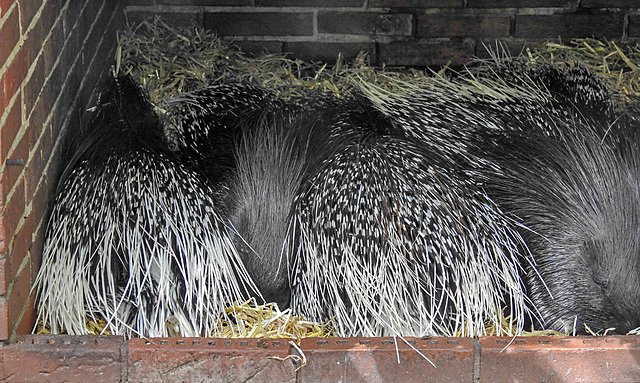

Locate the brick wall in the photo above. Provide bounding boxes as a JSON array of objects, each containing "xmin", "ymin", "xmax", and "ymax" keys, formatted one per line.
[
  {"xmin": 125, "ymin": 1, "xmax": 640, "ymax": 67},
  {"xmin": 0, "ymin": 0, "xmax": 124, "ymax": 342}
]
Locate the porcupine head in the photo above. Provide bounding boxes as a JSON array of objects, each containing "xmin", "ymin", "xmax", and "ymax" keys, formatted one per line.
[{"xmin": 520, "ymin": 130, "xmax": 640, "ymax": 335}]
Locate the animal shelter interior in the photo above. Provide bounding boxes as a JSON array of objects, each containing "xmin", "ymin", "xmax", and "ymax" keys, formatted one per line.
[{"xmin": 1, "ymin": 0, "xmax": 640, "ymax": 381}]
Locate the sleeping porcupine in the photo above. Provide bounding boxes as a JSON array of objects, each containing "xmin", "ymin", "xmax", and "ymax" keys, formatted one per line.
[
  {"xmin": 178, "ymin": 64, "xmax": 639, "ymax": 336},
  {"xmin": 288, "ymin": 94, "xmax": 529, "ymax": 337},
  {"xmin": 33, "ymin": 74, "xmax": 259, "ymax": 337},
  {"xmin": 363, "ymin": 59, "xmax": 640, "ymax": 334},
  {"xmin": 474, "ymin": 62, "xmax": 640, "ymax": 334}
]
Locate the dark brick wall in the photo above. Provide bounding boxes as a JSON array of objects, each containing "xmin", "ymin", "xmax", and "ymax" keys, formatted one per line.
[
  {"xmin": 0, "ymin": 0, "xmax": 124, "ymax": 342},
  {"xmin": 125, "ymin": 0, "xmax": 640, "ymax": 67}
]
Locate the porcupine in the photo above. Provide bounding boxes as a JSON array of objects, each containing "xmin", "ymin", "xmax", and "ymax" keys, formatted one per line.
[
  {"xmin": 286, "ymin": 93, "xmax": 529, "ymax": 337},
  {"xmin": 162, "ymin": 82, "xmax": 302, "ymax": 309},
  {"xmin": 361, "ymin": 58, "xmax": 640, "ymax": 334},
  {"xmin": 471, "ymin": 61, "xmax": 640, "ymax": 334},
  {"xmin": 33, "ymin": 74, "xmax": 258, "ymax": 338}
]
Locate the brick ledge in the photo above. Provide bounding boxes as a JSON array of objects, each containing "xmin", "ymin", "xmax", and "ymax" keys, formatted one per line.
[{"xmin": 1, "ymin": 335, "xmax": 639, "ymax": 382}]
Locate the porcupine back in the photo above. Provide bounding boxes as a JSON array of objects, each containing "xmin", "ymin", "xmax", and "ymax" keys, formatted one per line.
[
  {"xmin": 289, "ymin": 92, "xmax": 528, "ymax": 337},
  {"xmin": 33, "ymin": 74, "xmax": 258, "ymax": 337},
  {"xmin": 470, "ymin": 61, "xmax": 640, "ymax": 334},
  {"xmin": 363, "ymin": 58, "xmax": 640, "ymax": 334}
]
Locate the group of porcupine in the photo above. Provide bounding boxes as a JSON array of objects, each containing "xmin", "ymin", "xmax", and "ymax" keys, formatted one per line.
[{"xmin": 33, "ymin": 55, "xmax": 640, "ymax": 339}]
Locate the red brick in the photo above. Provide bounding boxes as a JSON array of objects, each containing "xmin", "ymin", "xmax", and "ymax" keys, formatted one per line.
[
  {"xmin": 0, "ymin": 5, "xmax": 19, "ymax": 69},
  {"xmin": 284, "ymin": 41, "xmax": 376, "ymax": 64},
  {"xmin": 299, "ymin": 337, "xmax": 475, "ymax": 383},
  {"xmin": 0, "ymin": 172, "xmax": 5, "ymax": 256},
  {"xmin": 23, "ymin": 1, "xmax": 57, "ymax": 68},
  {"xmin": 4, "ymin": 49, "xmax": 28, "ymax": 107},
  {"xmin": 204, "ymin": 12, "xmax": 314, "ymax": 36},
  {"xmin": 417, "ymin": 14, "xmax": 510, "ymax": 38},
  {"xmin": 0, "ymin": 0, "xmax": 14, "ymax": 17},
  {"xmin": 3, "ymin": 130, "xmax": 28, "ymax": 196},
  {"xmin": 24, "ymin": 14, "xmax": 45, "ymax": 66},
  {"xmin": 370, "ymin": 0, "xmax": 460, "ymax": 6},
  {"xmin": 515, "ymin": 13, "xmax": 624, "ymax": 39},
  {"xmin": 0, "ymin": 72, "xmax": 5, "ymax": 111},
  {"xmin": 318, "ymin": 12, "xmax": 412, "ymax": 36},
  {"xmin": 6, "ymin": 214, "xmax": 33, "ymax": 289},
  {"xmin": 379, "ymin": 38, "xmax": 475, "ymax": 67},
  {"xmin": 6, "ymin": 254, "xmax": 32, "ymax": 337},
  {"xmin": 1, "ymin": 178, "xmax": 24, "ymax": 259},
  {"xmin": 6, "ymin": 134, "xmax": 29, "ymax": 170},
  {"xmin": 0, "ymin": 257, "xmax": 6, "ymax": 295},
  {"xmin": 257, "ymin": 0, "xmax": 364, "ymax": 6},
  {"xmin": 14, "ymin": 290, "xmax": 35, "ymax": 335},
  {"xmin": 128, "ymin": 338, "xmax": 297, "ymax": 382},
  {"xmin": 0, "ymin": 96, "xmax": 22, "ymax": 164},
  {"xmin": 23, "ymin": 55, "xmax": 46, "ymax": 118},
  {"xmin": 0, "ymin": 299, "xmax": 8, "ymax": 340},
  {"xmin": 479, "ymin": 336, "xmax": 640, "ymax": 382},
  {"xmin": 468, "ymin": 0, "xmax": 574, "ymax": 6},
  {"xmin": 1, "ymin": 335, "xmax": 124, "ymax": 382},
  {"xmin": 18, "ymin": 0, "xmax": 41, "ymax": 31}
]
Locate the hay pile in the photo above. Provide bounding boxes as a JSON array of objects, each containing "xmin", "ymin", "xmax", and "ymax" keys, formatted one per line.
[
  {"xmin": 118, "ymin": 18, "xmax": 640, "ymax": 106},
  {"xmin": 116, "ymin": 17, "xmax": 443, "ymax": 106},
  {"xmin": 36, "ymin": 300, "xmax": 337, "ymax": 340}
]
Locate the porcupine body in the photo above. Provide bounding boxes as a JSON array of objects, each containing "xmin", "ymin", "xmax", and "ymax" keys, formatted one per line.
[
  {"xmin": 288, "ymin": 94, "xmax": 529, "ymax": 337},
  {"xmin": 163, "ymin": 82, "xmax": 302, "ymax": 309},
  {"xmin": 33, "ymin": 74, "xmax": 258, "ymax": 337},
  {"xmin": 473, "ymin": 62, "xmax": 640, "ymax": 334},
  {"xmin": 362, "ymin": 59, "xmax": 640, "ymax": 334}
]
